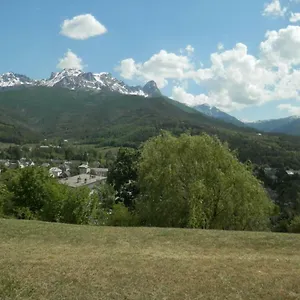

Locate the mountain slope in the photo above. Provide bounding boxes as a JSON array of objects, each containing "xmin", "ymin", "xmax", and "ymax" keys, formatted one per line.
[
  {"xmin": 193, "ymin": 104, "xmax": 245, "ymax": 127},
  {"xmin": 0, "ymin": 87, "xmax": 240, "ymax": 144},
  {"xmin": 247, "ymin": 116, "xmax": 300, "ymax": 135},
  {"xmin": 2, "ymin": 87, "xmax": 300, "ymax": 168}
]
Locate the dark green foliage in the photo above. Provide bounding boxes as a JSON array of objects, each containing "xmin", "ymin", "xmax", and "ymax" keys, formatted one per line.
[
  {"xmin": 258, "ymin": 168, "xmax": 300, "ymax": 232},
  {"xmin": 288, "ymin": 216, "xmax": 300, "ymax": 233},
  {"xmin": 107, "ymin": 148, "xmax": 139, "ymax": 208},
  {"xmin": 107, "ymin": 203, "xmax": 138, "ymax": 227},
  {"xmin": 0, "ymin": 167, "xmax": 97, "ymax": 224}
]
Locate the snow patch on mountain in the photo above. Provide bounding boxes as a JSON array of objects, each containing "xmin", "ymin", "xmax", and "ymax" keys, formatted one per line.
[
  {"xmin": 0, "ymin": 73, "xmax": 35, "ymax": 87},
  {"xmin": 0, "ymin": 69, "xmax": 158, "ymax": 97}
]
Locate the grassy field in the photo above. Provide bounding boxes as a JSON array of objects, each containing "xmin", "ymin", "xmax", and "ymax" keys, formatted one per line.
[{"xmin": 1, "ymin": 219, "xmax": 300, "ymax": 300}]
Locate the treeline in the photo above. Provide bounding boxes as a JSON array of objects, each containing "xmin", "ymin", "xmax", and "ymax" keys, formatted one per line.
[
  {"xmin": 1, "ymin": 132, "xmax": 288, "ymax": 232},
  {"xmin": 256, "ymin": 168, "xmax": 300, "ymax": 233}
]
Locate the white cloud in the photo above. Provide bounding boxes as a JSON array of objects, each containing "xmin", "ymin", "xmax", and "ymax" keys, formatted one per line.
[
  {"xmin": 116, "ymin": 50, "xmax": 194, "ymax": 88},
  {"xmin": 217, "ymin": 43, "xmax": 224, "ymax": 51},
  {"xmin": 262, "ymin": 0, "xmax": 287, "ymax": 17},
  {"xmin": 60, "ymin": 14, "xmax": 107, "ymax": 40},
  {"xmin": 116, "ymin": 25, "xmax": 300, "ymax": 111},
  {"xmin": 171, "ymin": 86, "xmax": 209, "ymax": 107},
  {"xmin": 260, "ymin": 26, "xmax": 300, "ymax": 66},
  {"xmin": 185, "ymin": 45, "xmax": 195, "ymax": 55},
  {"xmin": 278, "ymin": 103, "xmax": 300, "ymax": 115},
  {"xmin": 57, "ymin": 50, "xmax": 84, "ymax": 70},
  {"xmin": 290, "ymin": 12, "xmax": 300, "ymax": 22}
]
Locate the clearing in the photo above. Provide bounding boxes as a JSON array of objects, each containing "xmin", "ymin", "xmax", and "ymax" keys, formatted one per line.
[{"xmin": 0, "ymin": 219, "xmax": 300, "ymax": 300}]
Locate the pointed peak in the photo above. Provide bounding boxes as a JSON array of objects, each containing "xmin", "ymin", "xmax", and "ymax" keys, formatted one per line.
[{"xmin": 143, "ymin": 80, "xmax": 161, "ymax": 97}]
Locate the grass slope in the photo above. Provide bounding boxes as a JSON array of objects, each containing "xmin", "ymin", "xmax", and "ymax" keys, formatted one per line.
[{"xmin": 1, "ymin": 219, "xmax": 300, "ymax": 300}]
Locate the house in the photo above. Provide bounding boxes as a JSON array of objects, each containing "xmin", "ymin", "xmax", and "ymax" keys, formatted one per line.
[
  {"xmin": 0, "ymin": 160, "xmax": 10, "ymax": 168},
  {"xmin": 41, "ymin": 162, "xmax": 50, "ymax": 168},
  {"xmin": 60, "ymin": 170, "xmax": 71, "ymax": 178},
  {"xmin": 49, "ymin": 167, "xmax": 63, "ymax": 178},
  {"xmin": 79, "ymin": 163, "xmax": 90, "ymax": 174},
  {"xmin": 9, "ymin": 162, "xmax": 18, "ymax": 169},
  {"xmin": 90, "ymin": 168, "xmax": 108, "ymax": 177},
  {"xmin": 59, "ymin": 173, "xmax": 106, "ymax": 189}
]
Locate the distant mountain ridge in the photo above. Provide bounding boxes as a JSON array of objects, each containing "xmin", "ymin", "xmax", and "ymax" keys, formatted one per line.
[
  {"xmin": 0, "ymin": 69, "xmax": 161, "ymax": 97},
  {"xmin": 193, "ymin": 104, "xmax": 245, "ymax": 127},
  {"xmin": 247, "ymin": 116, "xmax": 300, "ymax": 135},
  {"xmin": 193, "ymin": 103, "xmax": 300, "ymax": 136}
]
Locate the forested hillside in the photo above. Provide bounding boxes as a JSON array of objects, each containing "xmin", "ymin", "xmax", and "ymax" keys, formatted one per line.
[{"xmin": 1, "ymin": 87, "xmax": 300, "ymax": 168}]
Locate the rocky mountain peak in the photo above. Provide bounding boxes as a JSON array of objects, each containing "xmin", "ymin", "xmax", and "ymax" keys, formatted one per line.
[
  {"xmin": 143, "ymin": 80, "xmax": 161, "ymax": 97},
  {"xmin": 0, "ymin": 70, "xmax": 159, "ymax": 97}
]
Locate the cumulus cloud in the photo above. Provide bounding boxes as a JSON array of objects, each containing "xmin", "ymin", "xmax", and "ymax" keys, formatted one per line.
[
  {"xmin": 260, "ymin": 26, "xmax": 300, "ymax": 66},
  {"xmin": 171, "ymin": 86, "xmax": 209, "ymax": 107},
  {"xmin": 60, "ymin": 14, "xmax": 107, "ymax": 40},
  {"xmin": 290, "ymin": 12, "xmax": 300, "ymax": 22},
  {"xmin": 57, "ymin": 50, "xmax": 84, "ymax": 70},
  {"xmin": 278, "ymin": 103, "xmax": 300, "ymax": 115},
  {"xmin": 262, "ymin": 0, "xmax": 287, "ymax": 17},
  {"xmin": 116, "ymin": 50, "xmax": 194, "ymax": 88},
  {"xmin": 185, "ymin": 45, "xmax": 195, "ymax": 55},
  {"xmin": 116, "ymin": 24, "xmax": 300, "ymax": 111},
  {"xmin": 217, "ymin": 43, "xmax": 224, "ymax": 51}
]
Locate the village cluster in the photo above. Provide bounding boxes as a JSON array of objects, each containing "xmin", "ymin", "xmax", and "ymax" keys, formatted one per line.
[{"xmin": 0, "ymin": 158, "xmax": 108, "ymax": 190}]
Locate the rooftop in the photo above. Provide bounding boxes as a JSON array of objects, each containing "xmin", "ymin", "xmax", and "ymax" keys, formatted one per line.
[{"xmin": 59, "ymin": 173, "xmax": 106, "ymax": 188}]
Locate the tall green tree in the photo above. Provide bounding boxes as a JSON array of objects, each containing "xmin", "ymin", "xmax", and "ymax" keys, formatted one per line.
[
  {"xmin": 107, "ymin": 148, "xmax": 139, "ymax": 208},
  {"xmin": 137, "ymin": 132, "xmax": 274, "ymax": 230}
]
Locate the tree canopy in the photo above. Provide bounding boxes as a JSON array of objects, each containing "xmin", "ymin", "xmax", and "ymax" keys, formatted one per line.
[{"xmin": 137, "ymin": 132, "xmax": 275, "ymax": 230}]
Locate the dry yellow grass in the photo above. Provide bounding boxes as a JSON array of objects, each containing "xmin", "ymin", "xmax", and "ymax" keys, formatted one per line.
[{"xmin": 1, "ymin": 219, "xmax": 300, "ymax": 300}]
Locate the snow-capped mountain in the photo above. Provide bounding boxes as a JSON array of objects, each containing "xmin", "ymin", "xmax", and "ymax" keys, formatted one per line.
[
  {"xmin": 0, "ymin": 72, "xmax": 36, "ymax": 88},
  {"xmin": 0, "ymin": 69, "xmax": 160, "ymax": 97},
  {"xmin": 193, "ymin": 103, "xmax": 245, "ymax": 127}
]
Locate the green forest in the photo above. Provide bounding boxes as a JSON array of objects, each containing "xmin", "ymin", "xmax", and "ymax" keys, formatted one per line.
[
  {"xmin": 1, "ymin": 133, "xmax": 299, "ymax": 233},
  {"xmin": 1, "ymin": 87, "xmax": 300, "ymax": 168}
]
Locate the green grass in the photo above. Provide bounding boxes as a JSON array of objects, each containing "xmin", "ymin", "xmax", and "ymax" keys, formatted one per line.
[{"xmin": 1, "ymin": 219, "xmax": 300, "ymax": 300}]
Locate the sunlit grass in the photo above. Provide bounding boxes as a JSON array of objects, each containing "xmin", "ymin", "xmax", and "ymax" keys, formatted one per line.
[{"xmin": 1, "ymin": 219, "xmax": 300, "ymax": 299}]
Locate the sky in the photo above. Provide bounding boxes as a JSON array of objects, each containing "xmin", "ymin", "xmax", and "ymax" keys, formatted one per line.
[{"xmin": 1, "ymin": 0, "xmax": 300, "ymax": 121}]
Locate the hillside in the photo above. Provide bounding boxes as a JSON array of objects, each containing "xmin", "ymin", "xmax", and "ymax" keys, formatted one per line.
[
  {"xmin": 2, "ymin": 87, "xmax": 300, "ymax": 167},
  {"xmin": 0, "ymin": 86, "xmax": 246, "ymax": 144},
  {"xmin": 1, "ymin": 219, "xmax": 299, "ymax": 300}
]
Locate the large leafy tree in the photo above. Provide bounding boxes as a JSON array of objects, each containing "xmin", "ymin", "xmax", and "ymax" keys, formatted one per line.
[
  {"xmin": 107, "ymin": 148, "xmax": 140, "ymax": 208},
  {"xmin": 137, "ymin": 132, "xmax": 274, "ymax": 230}
]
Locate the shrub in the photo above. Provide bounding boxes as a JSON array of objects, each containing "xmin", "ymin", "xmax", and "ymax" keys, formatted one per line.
[{"xmin": 288, "ymin": 216, "xmax": 300, "ymax": 233}]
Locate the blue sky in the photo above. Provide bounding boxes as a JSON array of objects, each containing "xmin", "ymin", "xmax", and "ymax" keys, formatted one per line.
[{"xmin": 1, "ymin": 0, "xmax": 300, "ymax": 121}]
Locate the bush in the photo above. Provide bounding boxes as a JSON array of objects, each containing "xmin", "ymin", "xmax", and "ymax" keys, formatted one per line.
[
  {"xmin": 108, "ymin": 203, "xmax": 138, "ymax": 227},
  {"xmin": 288, "ymin": 216, "xmax": 300, "ymax": 233},
  {"xmin": 14, "ymin": 207, "xmax": 36, "ymax": 220}
]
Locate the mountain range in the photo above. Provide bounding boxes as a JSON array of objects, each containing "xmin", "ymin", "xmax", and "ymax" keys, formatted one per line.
[
  {"xmin": 1, "ymin": 69, "xmax": 300, "ymax": 168},
  {"xmin": 193, "ymin": 104, "xmax": 300, "ymax": 136},
  {"xmin": 0, "ymin": 69, "xmax": 161, "ymax": 97},
  {"xmin": 1, "ymin": 69, "xmax": 300, "ymax": 137}
]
